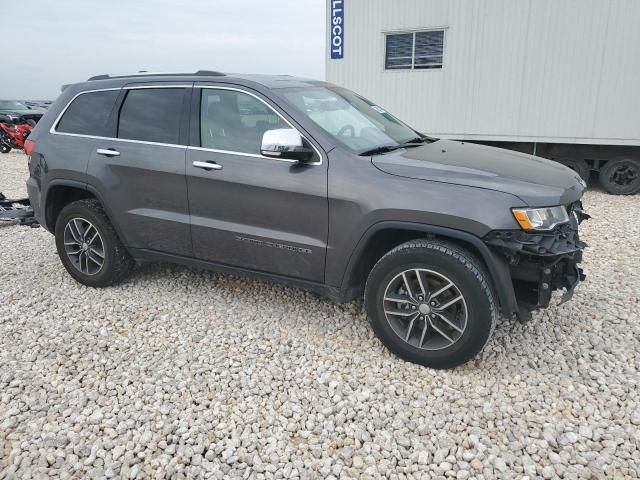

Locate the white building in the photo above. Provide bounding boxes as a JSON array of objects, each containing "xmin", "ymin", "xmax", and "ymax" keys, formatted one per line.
[{"xmin": 325, "ymin": 0, "xmax": 640, "ymax": 194}]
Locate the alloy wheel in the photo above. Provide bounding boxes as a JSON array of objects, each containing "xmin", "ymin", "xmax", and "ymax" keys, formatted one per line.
[
  {"xmin": 63, "ymin": 218, "xmax": 105, "ymax": 276},
  {"xmin": 383, "ymin": 268, "xmax": 468, "ymax": 350}
]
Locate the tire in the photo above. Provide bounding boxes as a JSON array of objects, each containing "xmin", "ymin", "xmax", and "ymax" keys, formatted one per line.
[
  {"xmin": 598, "ymin": 158, "xmax": 640, "ymax": 195},
  {"xmin": 0, "ymin": 143, "xmax": 11, "ymax": 154},
  {"xmin": 54, "ymin": 199, "xmax": 134, "ymax": 287},
  {"xmin": 558, "ymin": 158, "xmax": 590, "ymax": 182},
  {"xmin": 364, "ymin": 239, "xmax": 498, "ymax": 369}
]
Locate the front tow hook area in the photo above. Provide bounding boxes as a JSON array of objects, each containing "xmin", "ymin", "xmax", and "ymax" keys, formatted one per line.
[{"xmin": 559, "ymin": 265, "xmax": 587, "ymax": 305}]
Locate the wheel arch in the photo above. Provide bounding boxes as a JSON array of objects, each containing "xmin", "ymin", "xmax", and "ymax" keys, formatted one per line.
[
  {"xmin": 43, "ymin": 181, "xmax": 128, "ymax": 247},
  {"xmin": 340, "ymin": 221, "xmax": 518, "ymax": 318},
  {"xmin": 44, "ymin": 180, "xmax": 96, "ymax": 232}
]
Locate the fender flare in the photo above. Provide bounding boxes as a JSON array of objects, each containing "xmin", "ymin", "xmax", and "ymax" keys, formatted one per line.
[
  {"xmin": 340, "ymin": 221, "xmax": 518, "ymax": 318},
  {"xmin": 42, "ymin": 180, "xmax": 130, "ymax": 248},
  {"xmin": 42, "ymin": 179, "xmax": 87, "ymax": 231}
]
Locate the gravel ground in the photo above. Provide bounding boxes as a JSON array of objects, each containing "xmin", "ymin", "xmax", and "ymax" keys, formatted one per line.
[{"xmin": 1, "ymin": 150, "xmax": 639, "ymax": 479}]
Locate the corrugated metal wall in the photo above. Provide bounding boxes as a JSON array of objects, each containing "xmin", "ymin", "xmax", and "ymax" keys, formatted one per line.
[{"xmin": 326, "ymin": 0, "xmax": 640, "ymax": 145}]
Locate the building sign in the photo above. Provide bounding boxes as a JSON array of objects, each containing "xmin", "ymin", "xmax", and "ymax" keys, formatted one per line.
[{"xmin": 330, "ymin": 0, "xmax": 344, "ymax": 59}]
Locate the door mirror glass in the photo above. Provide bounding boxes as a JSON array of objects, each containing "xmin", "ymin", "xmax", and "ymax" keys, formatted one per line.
[{"xmin": 261, "ymin": 128, "xmax": 314, "ymax": 162}]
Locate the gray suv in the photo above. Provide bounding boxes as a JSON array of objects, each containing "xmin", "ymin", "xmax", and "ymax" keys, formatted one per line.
[{"xmin": 25, "ymin": 71, "xmax": 588, "ymax": 368}]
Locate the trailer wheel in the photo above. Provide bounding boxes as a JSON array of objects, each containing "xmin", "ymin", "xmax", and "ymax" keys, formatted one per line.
[
  {"xmin": 558, "ymin": 158, "xmax": 590, "ymax": 182},
  {"xmin": 598, "ymin": 158, "xmax": 640, "ymax": 195}
]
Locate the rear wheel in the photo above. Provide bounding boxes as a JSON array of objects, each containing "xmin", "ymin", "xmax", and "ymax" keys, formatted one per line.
[
  {"xmin": 598, "ymin": 158, "xmax": 640, "ymax": 195},
  {"xmin": 55, "ymin": 199, "xmax": 134, "ymax": 287},
  {"xmin": 364, "ymin": 239, "xmax": 497, "ymax": 369},
  {"xmin": 558, "ymin": 158, "xmax": 590, "ymax": 182},
  {"xmin": 0, "ymin": 143, "xmax": 10, "ymax": 154}
]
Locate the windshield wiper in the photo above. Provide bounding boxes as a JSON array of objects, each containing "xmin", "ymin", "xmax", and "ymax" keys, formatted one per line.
[
  {"xmin": 359, "ymin": 145, "xmax": 402, "ymax": 156},
  {"xmin": 359, "ymin": 141, "xmax": 426, "ymax": 157}
]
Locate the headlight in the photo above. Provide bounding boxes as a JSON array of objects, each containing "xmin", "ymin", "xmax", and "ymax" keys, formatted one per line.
[{"xmin": 512, "ymin": 206, "xmax": 570, "ymax": 231}]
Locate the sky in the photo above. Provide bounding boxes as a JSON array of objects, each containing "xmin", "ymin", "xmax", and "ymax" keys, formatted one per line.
[{"xmin": 0, "ymin": 0, "xmax": 326, "ymax": 100}]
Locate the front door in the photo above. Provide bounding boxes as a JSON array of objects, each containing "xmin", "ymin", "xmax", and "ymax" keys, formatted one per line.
[{"xmin": 186, "ymin": 86, "xmax": 328, "ymax": 281}]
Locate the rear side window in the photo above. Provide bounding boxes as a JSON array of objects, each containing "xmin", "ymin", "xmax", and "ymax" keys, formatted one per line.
[
  {"xmin": 117, "ymin": 88, "xmax": 184, "ymax": 144},
  {"xmin": 56, "ymin": 90, "xmax": 119, "ymax": 136}
]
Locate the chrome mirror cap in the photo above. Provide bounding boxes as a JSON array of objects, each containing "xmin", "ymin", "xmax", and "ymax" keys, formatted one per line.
[{"xmin": 261, "ymin": 129, "xmax": 314, "ymax": 162}]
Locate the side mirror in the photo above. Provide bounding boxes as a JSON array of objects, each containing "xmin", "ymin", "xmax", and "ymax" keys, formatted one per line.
[{"xmin": 261, "ymin": 128, "xmax": 315, "ymax": 163}]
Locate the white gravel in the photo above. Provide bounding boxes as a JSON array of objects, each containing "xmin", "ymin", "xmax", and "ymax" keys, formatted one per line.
[{"xmin": 1, "ymin": 150, "xmax": 639, "ymax": 479}]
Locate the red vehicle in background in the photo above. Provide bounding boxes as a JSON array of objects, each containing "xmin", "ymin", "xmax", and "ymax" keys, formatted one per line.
[
  {"xmin": 0, "ymin": 102, "xmax": 41, "ymax": 225},
  {"xmin": 0, "ymin": 118, "xmax": 36, "ymax": 153},
  {"xmin": 0, "ymin": 101, "xmax": 44, "ymax": 153}
]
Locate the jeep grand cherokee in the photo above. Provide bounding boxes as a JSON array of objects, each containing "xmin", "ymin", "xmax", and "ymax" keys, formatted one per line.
[{"xmin": 24, "ymin": 71, "xmax": 588, "ymax": 368}]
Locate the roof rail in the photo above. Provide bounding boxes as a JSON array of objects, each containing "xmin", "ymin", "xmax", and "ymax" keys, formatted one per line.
[{"xmin": 87, "ymin": 70, "xmax": 225, "ymax": 81}]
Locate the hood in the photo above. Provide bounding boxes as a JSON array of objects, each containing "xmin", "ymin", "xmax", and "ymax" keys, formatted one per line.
[{"xmin": 371, "ymin": 140, "xmax": 586, "ymax": 206}]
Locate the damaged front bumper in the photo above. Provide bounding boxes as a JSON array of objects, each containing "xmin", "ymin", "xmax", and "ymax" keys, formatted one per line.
[{"xmin": 483, "ymin": 202, "xmax": 589, "ymax": 320}]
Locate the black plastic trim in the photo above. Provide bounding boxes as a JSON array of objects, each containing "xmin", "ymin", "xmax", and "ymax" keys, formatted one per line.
[
  {"xmin": 341, "ymin": 221, "xmax": 519, "ymax": 317},
  {"xmin": 130, "ymin": 248, "xmax": 345, "ymax": 301},
  {"xmin": 88, "ymin": 71, "xmax": 225, "ymax": 81},
  {"xmin": 42, "ymin": 180, "xmax": 131, "ymax": 254}
]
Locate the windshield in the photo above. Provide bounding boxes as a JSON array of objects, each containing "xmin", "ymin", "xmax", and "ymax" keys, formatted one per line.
[
  {"xmin": 279, "ymin": 86, "xmax": 428, "ymax": 153},
  {"xmin": 0, "ymin": 100, "xmax": 28, "ymax": 110}
]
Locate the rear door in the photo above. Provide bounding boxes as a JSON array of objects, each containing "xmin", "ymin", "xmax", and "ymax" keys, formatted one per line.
[
  {"xmin": 186, "ymin": 84, "xmax": 328, "ymax": 281},
  {"xmin": 86, "ymin": 84, "xmax": 193, "ymax": 256},
  {"xmin": 46, "ymin": 89, "xmax": 122, "ymax": 188}
]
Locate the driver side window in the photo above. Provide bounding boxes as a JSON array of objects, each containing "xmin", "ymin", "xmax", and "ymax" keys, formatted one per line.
[{"xmin": 200, "ymin": 88, "xmax": 289, "ymax": 155}]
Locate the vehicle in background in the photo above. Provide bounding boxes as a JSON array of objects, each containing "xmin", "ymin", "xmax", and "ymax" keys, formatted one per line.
[
  {"xmin": 0, "ymin": 113, "xmax": 37, "ymax": 153},
  {"xmin": 23, "ymin": 100, "xmax": 53, "ymax": 110},
  {"xmin": 0, "ymin": 100, "xmax": 45, "ymax": 116},
  {"xmin": 25, "ymin": 71, "xmax": 588, "ymax": 369},
  {"xmin": 325, "ymin": 0, "xmax": 640, "ymax": 195},
  {"xmin": 0, "ymin": 100, "xmax": 44, "ymax": 126}
]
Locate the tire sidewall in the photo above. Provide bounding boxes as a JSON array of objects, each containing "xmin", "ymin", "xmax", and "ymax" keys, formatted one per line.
[
  {"xmin": 599, "ymin": 159, "xmax": 640, "ymax": 195},
  {"xmin": 55, "ymin": 202, "xmax": 119, "ymax": 287},
  {"xmin": 559, "ymin": 158, "xmax": 590, "ymax": 182},
  {"xmin": 365, "ymin": 246, "xmax": 494, "ymax": 368}
]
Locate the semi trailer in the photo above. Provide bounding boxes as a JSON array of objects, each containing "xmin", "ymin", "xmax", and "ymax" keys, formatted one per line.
[{"xmin": 326, "ymin": 0, "xmax": 640, "ymax": 194}]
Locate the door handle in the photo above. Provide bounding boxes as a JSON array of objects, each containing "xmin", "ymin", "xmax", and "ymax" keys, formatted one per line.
[
  {"xmin": 96, "ymin": 148, "xmax": 120, "ymax": 157},
  {"xmin": 193, "ymin": 160, "xmax": 222, "ymax": 170}
]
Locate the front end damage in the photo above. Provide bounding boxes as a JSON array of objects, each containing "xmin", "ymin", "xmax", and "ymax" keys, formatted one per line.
[{"xmin": 484, "ymin": 202, "xmax": 589, "ymax": 321}]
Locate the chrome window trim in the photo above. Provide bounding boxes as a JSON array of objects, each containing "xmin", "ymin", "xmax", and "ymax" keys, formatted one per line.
[
  {"xmin": 196, "ymin": 85, "xmax": 324, "ymax": 166},
  {"xmin": 49, "ymin": 133, "xmax": 187, "ymax": 149},
  {"xmin": 49, "ymin": 87, "xmax": 121, "ymax": 135},
  {"xmin": 187, "ymin": 146, "xmax": 298, "ymax": 163},
  {"xmin": 49, "ymin": 85, "xmax": 325, "ymax": 166},
  {"xmin": 49, "ymin": 85, "xmax": 191, "ymax": 136}
]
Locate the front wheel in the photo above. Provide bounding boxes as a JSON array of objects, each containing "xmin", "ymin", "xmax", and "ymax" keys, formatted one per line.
[
  {"xmin": 0, "ymin": 143, "xmax": 11, "ymax": 154},
  {"xmin": 55, "ymin": 199, "xmax": 134, "ymax": 287},
  {"xmin": 364, "ymin": 239, "xmax": 498, "ymax": 369}
]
